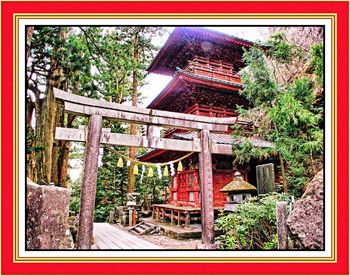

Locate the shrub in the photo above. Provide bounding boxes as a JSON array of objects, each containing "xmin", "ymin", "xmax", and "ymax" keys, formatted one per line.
[{"xmin": 216, "ymin": 194, "xmax": 285, "ymax": 250}]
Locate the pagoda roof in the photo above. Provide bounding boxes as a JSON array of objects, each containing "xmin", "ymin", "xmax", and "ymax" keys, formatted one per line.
[
  {"xmin": 148, "ymin": 27, "xmax": 254, "ymax": 76},
  {"xmin": 147, "ymin": 68, "xmax": 242, "ymax": 110}
]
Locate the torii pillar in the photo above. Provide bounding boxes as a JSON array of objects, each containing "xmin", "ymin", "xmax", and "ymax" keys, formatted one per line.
[{"xmin": 198, "ymin": 126, "xmax": 216, "ymax": 249}]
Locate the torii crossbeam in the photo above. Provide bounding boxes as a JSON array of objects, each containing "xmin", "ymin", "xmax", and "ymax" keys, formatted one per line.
[{"xmin": 53, "ymin": 88, "xmax": 237, "ymax": 249}]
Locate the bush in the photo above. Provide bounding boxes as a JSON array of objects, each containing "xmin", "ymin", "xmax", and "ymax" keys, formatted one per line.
[
  {"xmin": 69, "ymin": 177, "xmax": 82, "ymax": 216},
  {"xmin": 216, "ymin": 194, "xmax": 286, "ymax": 250}
]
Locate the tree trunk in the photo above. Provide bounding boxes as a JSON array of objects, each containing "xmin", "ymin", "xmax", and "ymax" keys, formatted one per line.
[
  {"xmin": 272, "ymin": 120, "xmax": 288, "ymax": 193},
  {"xmin": 56, "ymin": 72, "xmax": 79, "ymax": 187},
  {"xmin": 50, "ymin": 28, "xmax": 68, "ymax": 185},
  {"xmin": 35, "ymin": 66, "xmax": 66, "ymax": 184},
  {"xmin": 26, "ymin": 26, "xmax": 34, "ymax": 59},
  {"xmin": 57, "ymin": 114, "xmax": 76, "ymax": 187},
  {"xmin": 127, "ymin": 30, "xmax": 140, "ymax": 193},
  {"xmin": 34, "ymin": 27, "xmax": 69, "ymax": 184},
  {"xmin": 51, "ymin": 97, "xmax": 65, "ymax": 184},
  {"xmin": 25, "ymin": 26, "xmax": 35, "ymax": 126},
  {"xmin": 35, "ymin": 82, "xmax": 56, "ymax": 184},
  {"xmin": 279, "ymin": 154, "xmax": 288, "ymax": 194},
  {"xmin": 25, "ymin": 26, "xmax": 35, "ymax": 180}
]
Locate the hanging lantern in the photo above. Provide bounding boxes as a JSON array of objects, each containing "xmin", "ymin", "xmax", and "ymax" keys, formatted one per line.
[
  {"xmin": 147, "ymin": 167, "xmax": 154, "ymax": 177},
  {"xmin": 163, "ymin": 165, "xmax": 169, "ymax": 177},
  {"xmin": 117, "ymin": 157, "xmax": 123, "ymax": 168},
  {"xmin": 177, "ymin": 161, "xmax": 183, "ymax": 172},
  {"xmin": 133, "ymin": 164, "xmax": 139, "ymax": 175}
]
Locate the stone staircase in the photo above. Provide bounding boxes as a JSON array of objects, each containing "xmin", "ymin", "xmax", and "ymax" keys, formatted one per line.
[{"xmin": 129, "ymin": 221, "xmax": 158, "ymax": 235}]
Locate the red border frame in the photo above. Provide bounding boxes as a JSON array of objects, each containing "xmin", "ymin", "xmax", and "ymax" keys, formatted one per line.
[{"xmin": 1, "ymin": 1, "xmax": 349, "ymax": 275}]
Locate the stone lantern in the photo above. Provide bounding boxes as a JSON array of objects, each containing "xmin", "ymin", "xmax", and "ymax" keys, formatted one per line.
[{"xmin": 220, "ymin": 171, "xmax": 257, "ymax": 211}]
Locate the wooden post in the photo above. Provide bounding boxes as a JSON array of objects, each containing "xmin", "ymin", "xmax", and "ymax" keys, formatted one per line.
[
  {"xmin": 198, "ymin": 127, "xmax": 216, "ymax": 249},
  {"xmin": 276, "ymin": 201, "xmax": 288, "ymax": 250},
  {"xmin": 170, "ymin": 209, "xmax": 174, "ymax": 224},
  {"xmin": 185, "ymin": 211, "xmax": 190, "ymax": 226},
  {"xmin": 77, "ymin": 115, "xmax": 102, "ymax": 249},
  {"xmin": 128, "ymin": 209, "xmax": 133, "ymax": 227}
]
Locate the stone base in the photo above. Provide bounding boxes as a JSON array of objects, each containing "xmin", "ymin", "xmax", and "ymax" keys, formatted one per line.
[
  {"xmin": 26, "ymin": 179, "xmax": 73, "ymax": 249},
  {"xmin": 196, "ymin": 243, "xmax": 218, "ymax": 250}
]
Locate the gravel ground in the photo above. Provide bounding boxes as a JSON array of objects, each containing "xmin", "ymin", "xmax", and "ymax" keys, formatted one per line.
[{"xmin": 112, "ymin": 224, "xmax": 201, "ymax": 249}]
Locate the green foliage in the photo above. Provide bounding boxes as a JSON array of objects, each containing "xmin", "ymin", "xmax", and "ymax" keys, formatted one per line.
[
  {"xmin": 267, "ymin": 78, "xmax": 322, "ymax": 196},
  {"xmin": 263, "ymin": 234, "xmax": 278, "ymax": 249},
  {"xmin": 231, "ymin": 140, "xmax": 277, "ymax": 165},
  {"xmin": 78, "ymin": 27, "xmax": 162, "ymax": 103},
  {"xmin": 216, "ymin": 194, "xmax": 282, "ymax": 250},
  {"xmin": 237, "ymin": 32, "xmax": 324, "ymax": 197},
  {"xmin": 266, "ymin": 32, "xmax": 297, "ymax": 63},
  {"xmin": 241, "ymin": 47, "xmax": 280, "ymax": 106},
  {"xmin": 310, "ymin": 43, "xmax": 324, "ymax": 85},
  {"xmin": 69, "ymin": 176, "xmax": 82, "ymax": 216}
]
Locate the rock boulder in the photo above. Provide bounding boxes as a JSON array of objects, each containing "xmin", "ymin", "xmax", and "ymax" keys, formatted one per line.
[
  {"xmin": 26, "ymin": 180, "xmax": 73, "ymax": 249},
  {"xmin": 287, "ymin": 171, "xmax": 324, "ymax": 249}
]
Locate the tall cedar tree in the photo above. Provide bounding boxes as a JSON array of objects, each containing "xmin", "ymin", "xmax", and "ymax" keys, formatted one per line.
[
  {"xmin": 27, "ymin": 27, "xmax": 161, "ymax": 188},
  {"xmin": 27, "ymin": 27, "xmax": 97, "ymax": 186}
]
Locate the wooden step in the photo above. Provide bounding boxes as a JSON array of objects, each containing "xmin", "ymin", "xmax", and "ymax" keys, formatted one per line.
[
  {"xmin": 143, "ymin": 221, "xmax": 156, "ymax": 228},
  {"xmin": 129, "ymin": 221, "xmax": 156, "ymax": 235},
  {"xmin": 133, "ymin": 226, "xmax": 146, "ymax": 233}
]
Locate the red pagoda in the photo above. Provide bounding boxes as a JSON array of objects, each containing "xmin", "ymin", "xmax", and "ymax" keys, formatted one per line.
[{"xmin": 140, "ymin": 27, "xmax": 274, "ymax": 226}]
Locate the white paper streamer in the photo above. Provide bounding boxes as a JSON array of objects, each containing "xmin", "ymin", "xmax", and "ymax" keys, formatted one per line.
[
  {"xmin": 170, "ymin": 162, "xmax": 176, "ymax": 176},
  {"xmin": 140, "ymin": 165, "xmax": 146, "ymax": 183},
  {"xmin": 156, "ymin": 164, "xmax": 162, "ymax": 179}
]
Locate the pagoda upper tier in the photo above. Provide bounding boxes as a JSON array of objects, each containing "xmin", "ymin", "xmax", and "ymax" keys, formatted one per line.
[
  {"xmin": 148, "ymin": 27, "xmax": 253, "ymax": 76},
  {"xmin": 147, "ymin": 68, "xmax": 250, "ymax": 112}
]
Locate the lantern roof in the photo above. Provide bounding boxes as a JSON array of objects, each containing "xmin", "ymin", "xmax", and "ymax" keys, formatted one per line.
[
  {"xmin": 148, "ymin": 27, "xmax": 253, "ymax": 76},
  {"xmin": 220, "ymin": 172, "xmax": 257, "ymax": 193}
]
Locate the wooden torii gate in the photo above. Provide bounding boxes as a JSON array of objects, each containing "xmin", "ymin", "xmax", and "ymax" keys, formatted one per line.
[{"xmin": 53, "ymin": 88, "xmax": 236, "ymax": 249}]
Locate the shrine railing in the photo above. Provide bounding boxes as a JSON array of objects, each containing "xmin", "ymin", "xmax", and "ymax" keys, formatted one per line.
[{"xmin": 184, "ymin": 56, "xmax": 241, "ymax": 84}]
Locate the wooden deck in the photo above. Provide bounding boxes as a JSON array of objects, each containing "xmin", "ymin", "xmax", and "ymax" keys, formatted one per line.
[
  {"xmin": 152, "ymin": 204, "xmax": 223, "ymax": 226},
  {"xmin": 93, "ymin": 223, "xmax": 162, "ymax": 249}
]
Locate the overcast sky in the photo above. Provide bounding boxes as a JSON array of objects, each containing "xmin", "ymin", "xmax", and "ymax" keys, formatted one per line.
[{"xmin": 139, "ymin": 26, "xmax": 268, "ymax": 107}]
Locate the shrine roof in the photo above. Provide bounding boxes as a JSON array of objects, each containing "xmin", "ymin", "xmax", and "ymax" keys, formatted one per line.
[
  {"xmin": 148, "ymin": 27, "xmax": 254, "ymax": 75},
  {"xmin": 147, "ymin": 68, "xmax": 243, "ymax": 110},
  {"xmin": 173, "ymin": 132, "xmax": 275, "ymax": 148},
  {"xmin": 138, "ymin": 132, "xmax": 274, "ymax": 161}
]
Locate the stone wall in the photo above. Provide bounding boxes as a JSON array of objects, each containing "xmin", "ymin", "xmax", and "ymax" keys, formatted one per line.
[
  {"xmin": 287, "ymin": 171, "xmax": 324, "ymax": 249},
  {"xmin": 26, "ymin": 180, "xmax": 73, "ymax": 249}
]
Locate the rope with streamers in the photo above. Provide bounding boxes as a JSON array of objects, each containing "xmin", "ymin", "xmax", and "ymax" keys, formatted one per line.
[{"xmin": 105, "ymin": 145, "xmax": 194, "ymax": 168}]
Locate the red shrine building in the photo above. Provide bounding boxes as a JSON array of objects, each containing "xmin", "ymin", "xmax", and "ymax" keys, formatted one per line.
[{"xmin": 139, "ymin": 27, "xmax": 275, "ymax": 225}]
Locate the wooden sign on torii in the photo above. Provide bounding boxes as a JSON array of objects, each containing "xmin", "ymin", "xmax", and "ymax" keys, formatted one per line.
[{"xmin": 53, "ymin": 88, "xmax": 236, "ymax": 249}]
